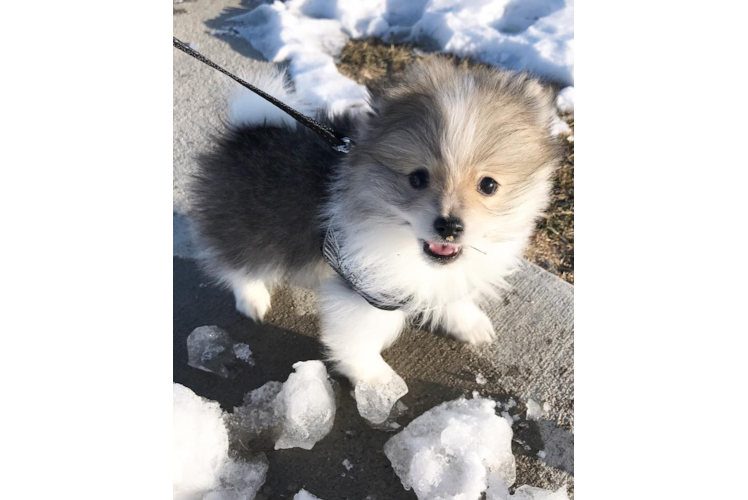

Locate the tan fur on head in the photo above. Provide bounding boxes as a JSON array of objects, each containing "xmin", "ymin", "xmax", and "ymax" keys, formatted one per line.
[{"xmin": 324, "ymin": 56, "xmax": 564, "ymax": 322}]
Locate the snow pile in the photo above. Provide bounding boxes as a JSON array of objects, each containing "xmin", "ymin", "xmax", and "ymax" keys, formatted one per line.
[
  {"xmin": 555, "ymin": 87, "xmax": 574, "ymax": 114},
  {"xmin": 228, "ymin": 0, "xmax": 574, "ymax": 114},
  {"xmin": 173, "ymin": 384, "xmax": 268, "ymax": 500},
  {"xmin": 233, "ymin": 360, "xmax": 337, "ymax": 450},
  {"xmin": 354, "ymin": 370, "xmax": 408, "ymax": 424},
  {"xmin": 294, "ymin": 490, "xmax": 323, "ymax": 500},
  {"xmin": 384, "ymin": 397, "xmax": 568, "ymax": 500},
  {"xmin": 173, "ymin": 384, "xmax": 229, "ymax": 498},
  {"xmin": 187, "ymin": 326, "xmax": 255, "ymax": 378}
]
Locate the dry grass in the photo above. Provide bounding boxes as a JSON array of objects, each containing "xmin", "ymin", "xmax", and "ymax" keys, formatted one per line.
[
  {"xmin": 337, "ymin": 39, "xmax": 574, "ymax": 284},
  {"xmin": 525, "ymin": 121, "xmax": 574, "ymax": 284}
]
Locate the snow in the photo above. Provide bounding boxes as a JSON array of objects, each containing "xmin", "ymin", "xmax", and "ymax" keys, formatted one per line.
[
  {"xmin": 342, "ymin": 458, "xmax": 353, "ymax": 470},
  {"xmin": 233, "ymin": 361, "xmax": 336, "ymax": 450},
  {"xmin": 294, "ymin": 490, "xmax": 323, "ymax": 500},
  {"xmin": 555, "ymin": 87, "xmax": 574, "ymax": 114},
  {"xmin": 227, "ymin": 0, "xmax": 574, "ymax": 114},
  {"xmin": 384, "ymin": 396, "xmax": 568, "ymax": 500},
  {"xmin": 173, "ymin": 384, "xmax": 229, "ymax": 499},
  {"xmin": 173, "ymin": 384, "xmax": 268, "ymax": 500},
  {"xmin": 354, "ymin": 370, "xmax": 408, "ymax": 424},
  {"xmin": 476, "ymin": 373, "xmax": 488, "ymax": 385}
]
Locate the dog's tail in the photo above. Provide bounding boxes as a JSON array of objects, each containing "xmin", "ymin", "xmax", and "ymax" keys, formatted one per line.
[{"xmin": 227, "ymin": 64, "xmax": 314, "ymax": 129}]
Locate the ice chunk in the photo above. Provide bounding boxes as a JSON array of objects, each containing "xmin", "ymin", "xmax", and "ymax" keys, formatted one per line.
[
  {"xmin": 384, "ymin": 397, "xmax": 515, "ymax": 500},
  {"xmin": 342, "ymin": 458, "xmax": 353, "ymax": 470},
  {"xmin": 274, "ymin": 360, "xmax": 336, "ymax": 450},
  {"xmin": 393, "ymin": 400, "xmax": 409, "ymax": 416},
  {"xmin": 232, "ymin": 361, "xmax": 336, "ymax": 451},
  {"xmin": 354, "ymin": 371, "xmax": 408, "ymax": 424},
  {"xmin": 187, "ymin": 326, "xmax": 236, "ymax": 378},
  {"xmin": 294, "ymin": 489, "xmax": 323, "ymax": 500},
  {"xmin": 203, "ymin": 456, "xmax": 269, "ymax": 500},
  {"xmin": 187, "ymin": 326, "xmax": 256, "ymax": 377},
  {"xmin": 510, "ymin": 486, "xmax": 569, "ymax": 500},
  {"xmin": 233, "ymin": 381, "xmax": 284, "ymax": 443},
  {"xmin": 476, "ymin": 373, "xmax": 488, "ymax": 385},
  {"xmin": 526, "ymin": 399, "xmax": 545, "ymax": 421},
  {"xmin": 173, "ymin": 384, "xmax": 229, "ymax": 499},
  {"xmin": 233, "ymin": 343, "xmax": 255, "ymax": 366}
]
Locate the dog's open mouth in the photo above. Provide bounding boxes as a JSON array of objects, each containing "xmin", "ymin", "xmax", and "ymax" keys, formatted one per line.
[{"xmin": 423, "ymin": 240, "xmax": 462, "ymax": 263}]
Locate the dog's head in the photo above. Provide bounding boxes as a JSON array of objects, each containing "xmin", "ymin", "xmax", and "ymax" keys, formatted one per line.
[{"xmin": 338, "ymin": 57, "xmax": 562, "ymax": 273}]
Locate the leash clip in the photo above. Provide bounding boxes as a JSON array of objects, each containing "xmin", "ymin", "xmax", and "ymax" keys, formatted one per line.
[{"xmin": 333, "ymin": 137, "xmax": 352, "ymax": 154}]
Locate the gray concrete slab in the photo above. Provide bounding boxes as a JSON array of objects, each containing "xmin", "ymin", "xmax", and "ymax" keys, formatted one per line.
[
  {"xmin": 173, "ymin": 0, "xmax": 266, "ymax": 214},
  {"xmin": 174, "ymin": 257, "xmax": 574, "ymax": 499}
]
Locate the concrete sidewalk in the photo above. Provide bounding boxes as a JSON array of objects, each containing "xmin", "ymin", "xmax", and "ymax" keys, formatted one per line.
[
  {"xmin": 174, "ymin": 258, "xmax": 574, "ymax": 499},
  {"xmin": 173, "ymin": 2, "xmax": 574, "ymax": 498}
]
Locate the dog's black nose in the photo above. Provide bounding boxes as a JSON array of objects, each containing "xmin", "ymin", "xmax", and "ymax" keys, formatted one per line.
[{"xmin": 434, "ymin": 216, "xmax": 464, "ymax": 239}]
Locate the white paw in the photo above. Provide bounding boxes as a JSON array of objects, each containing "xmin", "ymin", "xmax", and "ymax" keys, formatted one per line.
[
  {"xmin": 234, "ymin": 282, "xmax": 271, "ymax": 322},
  {"xmin": 336, "ymin": 355, "xmax": 395, "ymax": 387},
  {"xmin": 448, "ymin": 309, "xmax": 496, "ymax": 345}
]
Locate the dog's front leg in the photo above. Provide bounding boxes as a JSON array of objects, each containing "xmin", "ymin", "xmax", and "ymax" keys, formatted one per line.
[
  {"xmin": 318, "ymin": 276, "xmax": 406, "ymax": 386},
  {"xmin": 442, "ymin": 297, "xmax": 496, "ymax": 345}
]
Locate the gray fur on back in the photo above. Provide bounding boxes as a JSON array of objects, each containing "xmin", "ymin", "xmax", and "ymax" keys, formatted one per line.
[{"xmin": 189, "ymin": 113, "xmax": 357, "ymax": 282}]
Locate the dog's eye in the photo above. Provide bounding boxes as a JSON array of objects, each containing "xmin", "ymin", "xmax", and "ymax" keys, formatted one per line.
[
  {"xmin": 409, "ymin": 169, "xmax": 429, "ymax": 189},
  {"xmin": 478, "ymin": 177, "xmax": 499, "ymax": 196}
]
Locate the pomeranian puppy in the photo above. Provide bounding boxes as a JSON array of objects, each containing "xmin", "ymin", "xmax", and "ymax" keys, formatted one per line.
[{"xmin": 190, "ymin": 57, "xmax": 562, "ymax": 387}]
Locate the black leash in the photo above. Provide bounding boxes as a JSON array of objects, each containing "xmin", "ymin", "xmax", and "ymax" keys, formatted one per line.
[{"xmin": 173, "ymin": 37, "xmax": 352, "ymax": 153}]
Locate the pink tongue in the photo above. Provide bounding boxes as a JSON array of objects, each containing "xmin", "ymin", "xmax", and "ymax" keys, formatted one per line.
[{"xmin": 429, "ymin": 242, "xmax": 457, "ymax": 256}]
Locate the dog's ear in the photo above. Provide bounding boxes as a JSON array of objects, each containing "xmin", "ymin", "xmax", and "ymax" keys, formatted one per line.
[{"xmin": 515, "ymin": 73, "xmax": 558, "ymax": 130}]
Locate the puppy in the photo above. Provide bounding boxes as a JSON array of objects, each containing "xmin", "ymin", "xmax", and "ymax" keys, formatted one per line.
[{"xmin": 189, "ymin": 58, "xmax": 562, "ymax": 387}]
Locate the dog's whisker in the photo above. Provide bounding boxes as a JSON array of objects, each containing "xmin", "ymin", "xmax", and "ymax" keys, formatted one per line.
[{"xmin": 470, "ymin": 245, "xmax": 487, "ymax": 255}]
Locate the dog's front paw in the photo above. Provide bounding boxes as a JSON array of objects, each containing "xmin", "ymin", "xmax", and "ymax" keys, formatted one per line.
[
  {"xmin": 234, "ymin": 281, "xmax": 272, "ymax": 322},
  {"xmin": 446, "ymin": 305, "xmax": 496, "ymax": 345}
]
